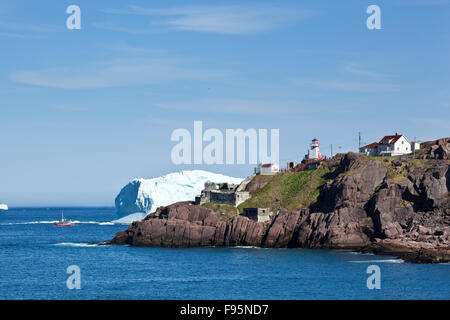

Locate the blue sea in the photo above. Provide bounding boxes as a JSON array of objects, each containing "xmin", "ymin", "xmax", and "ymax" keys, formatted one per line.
[{"xmin": 0, "ymin": 207, "xmax": 448, "ymax": 300}]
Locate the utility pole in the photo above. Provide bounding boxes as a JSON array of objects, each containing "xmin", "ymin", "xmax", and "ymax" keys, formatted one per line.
[
  {"xmin": 358, "ymin": 132, "xmax": 361, "ymax": 151},
  {"xmin": 331, "ymin": 144, "xmax": 333, "ymax": 158}
]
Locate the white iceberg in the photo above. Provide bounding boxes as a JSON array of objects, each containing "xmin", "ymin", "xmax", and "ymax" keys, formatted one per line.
[
  {"xmin": 113, "ymin": 170, "xmax": 243, "ymax": 224},
  {"xmin": 112, "ymin": 212, "xmax": 149, "ymax": 225},
  {"xmin": 0, "ymin": 204, "xmax": 8, "ymax": 211}
]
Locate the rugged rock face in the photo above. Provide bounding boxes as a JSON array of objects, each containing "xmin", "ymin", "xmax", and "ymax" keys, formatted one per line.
[
  {"xmin": 110, "ymin": 153, "xmax": 450, "ymax": 263},
  {"xmin": 415, "ymin": 137, "xmax": 450, "ymax": 160},
  {"xmin": 111, "ymin": 201, "xmax": 264, "ymax": 247},
  {"xmin": 317, "ymin": 153, "xmax": 387, "ymax": 212}
]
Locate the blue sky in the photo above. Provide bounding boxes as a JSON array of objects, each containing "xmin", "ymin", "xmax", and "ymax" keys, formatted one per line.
[{"xmin": 0, "ymin": 0, "xmax": 449, "ymax": 206}]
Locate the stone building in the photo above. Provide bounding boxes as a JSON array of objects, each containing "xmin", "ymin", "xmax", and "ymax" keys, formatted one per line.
[
  {"xmin": 243, "ymin": 208, "xmax": 271, "ymax": 222},
  {"xmin": 195, "ymin": 182, "xmax": 251, "ymax": 207}
]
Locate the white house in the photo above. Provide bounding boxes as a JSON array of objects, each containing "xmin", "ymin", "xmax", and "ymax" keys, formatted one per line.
[
  {"xmin": 360, "ymin": 133, "xmax": 415, "ymax": 157},
  {"xmin": 259, "ymin": 163, "xmax": 279, "ymax": 175},
  {"xmin": 359, "ymin": 142, "xmax": 379, "ymax": 156},
  {"xmin": 411, "ymin": 141, "xmax": 421, "ymax": 150}
]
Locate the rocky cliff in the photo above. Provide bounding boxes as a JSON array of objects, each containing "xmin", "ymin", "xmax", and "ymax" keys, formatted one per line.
[
  {"xmin": 415, "ymin": 137, "xmax": 449, "ymax": 160},
  {"xmin": 110, "ymin": 153, "xmax": 450, "ymax": 263}
]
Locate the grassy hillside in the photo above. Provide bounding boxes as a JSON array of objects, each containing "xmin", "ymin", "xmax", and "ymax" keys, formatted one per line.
[{"xmin": 238, "ymin": 166, "xmax": 330, "ymax": 213}]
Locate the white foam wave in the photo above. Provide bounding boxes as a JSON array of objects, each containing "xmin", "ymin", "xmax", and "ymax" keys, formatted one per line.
[
  {"xmin": 348, "ymin": 251, "xmax": 375, "ymax": 256},
  {"xmin": 349, "ymin": 259, "xmax": 404, "ymax": 264},
  {"xmin": 52, "ymin": 242, "xmax": 100, "ymax": 247},
  {"xmin": 233, "ymin": 246, "xmax": 260, "ymax": 249},
  {"xmin": 0, "ymin": 220, "xmax": 117, "ymax": 226}
]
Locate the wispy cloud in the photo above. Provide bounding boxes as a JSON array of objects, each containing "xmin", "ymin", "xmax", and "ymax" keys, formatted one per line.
[
  {"xmin": 52, "ymin": 104, "xmax": 86, "ymax": 112},
  {"xmin": 92, "ymin": 22, "xmax": 160, "ymax": 35},
  {"xmin": 102, "ymin": 5, "xmax": 310, "ymax": 34},
  {"xmin": 294, "ymin": 80, "xmax": 403, "ymax": 92},
  {"xmin": 108, "ymin": 43, "xmax": 167, "ymax": 55},
  {"xmin": 154, "ymin": 98, "xmax": 292, "ymax": 115},
  {"xmin": 0, "ymin": 21, "xmax": 60, "ymax": 38},
  {"xmin": 0, "ymin": 32, "xmax": 39, "ymax": 39},
  {"xmin": 342, "ymin": 63, "xmax": 389, "ymax": 78},
  {"xmin": 152, "ymin": 98, "xmax": 359, "ymax": 116},
  {"xmin": 10, "ymin": 59, "xmax": 220, "ymax": 89},
  {"xmin": 294, "ymin": 61, "xmax": 401, "ymax": 92},
  {"xmin": 393, "ymin": 0, "xmax": 450, "ymax": 5}
]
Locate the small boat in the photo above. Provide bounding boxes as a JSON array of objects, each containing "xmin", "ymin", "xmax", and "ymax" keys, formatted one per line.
[
  {"xmin": 0, "ymin": 204, "xmax": 8, "ymax": 211},
  {"xmin": 53, "ymin": 211, "xmax": 75, "ymax": 227}
]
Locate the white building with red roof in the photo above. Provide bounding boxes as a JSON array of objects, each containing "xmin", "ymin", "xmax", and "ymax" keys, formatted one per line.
[
  {"xmin": 359, "ymin": 142, "xmax": 379, "ymax": 156},
  {"xmin": 360, "ymin": 133, "xmax": 416, "ymax": 157}
]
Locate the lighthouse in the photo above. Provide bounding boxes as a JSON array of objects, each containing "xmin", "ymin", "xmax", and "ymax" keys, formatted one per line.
[{"xmin": 308, "ymin": 138, "xmax": 321, "ymax": 160}]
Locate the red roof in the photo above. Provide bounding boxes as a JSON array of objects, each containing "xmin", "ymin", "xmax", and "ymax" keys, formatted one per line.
[
  {"xmin": 261, "ymin": 163, "xmax": 273, "ymax": 167},
  {"xmin": 379, "ymin": 133, "xmax": 402, "ymax": 145},
  {"xmin": 361, "ymin": 142, "xmax": 379, "ymax": 149}
]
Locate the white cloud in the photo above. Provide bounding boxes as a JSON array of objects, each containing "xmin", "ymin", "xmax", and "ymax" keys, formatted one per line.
[
  {"xmin": 294, "ymin": 80, "xmax": 403, "ymax": 92},
  {"xmin": 393, "ymin": 0, "xmax": 450, "ymax": 5},
  {"xmin": 53, "ymin": 104, "xmax": 86, "ymax": 111},
  {"xmin": 152, "ymin": 98, "xmax": 356, "ymax": 116},
  {"xmin": 342, "ymin": 63, "xmax": 389, "ymax": 78},
  {"xmin": 102, "ymin": 5, "xmax": 310, "ymax": 34},
  {"xmin": 0, "ymin": 32, "xmax": 39, "ymax": 39},
  {"xmin": 0, "ymin": 21, "xmax": 60, "ymax": 38},
  {"xmin": 10, "ymin": 59, "xmax": 220, "ymax": 89},
  {"xmin": 92, "ymin": 22, "xmax": 159, "ymax": 35},
  {"xmin": 0, "ymin": 21, "xmax": 60, "ymax": 33},
  {"xmin": 154, "ymin": 98, "xmax": 290, "ymax": 114}
]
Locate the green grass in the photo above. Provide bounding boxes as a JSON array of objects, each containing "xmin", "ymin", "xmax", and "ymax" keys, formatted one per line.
[
  {"xmin": 237, "ymin": 167, "xmax": 331, "ymax": 213},
  {"xmin": 201, "ymin": 202, "xmax": 239, "ymax": 219}
]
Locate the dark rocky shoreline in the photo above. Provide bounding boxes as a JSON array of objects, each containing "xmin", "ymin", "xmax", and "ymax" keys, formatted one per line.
[{"xmin": 109, "ymin": 151, "xmax": 450, "ymax": 264}]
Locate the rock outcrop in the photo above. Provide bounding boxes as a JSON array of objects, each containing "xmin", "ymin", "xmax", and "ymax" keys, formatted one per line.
[
  {"xmin": 110, "ymin": 153, "xmax": 450, "ymax": 263},
  {"xmin": 415, "ymin": 137, "xmax": 450, "ymax": 160},
  {"xmin": 111, "ymin": 201, "xmax": 263, "ymax": 247}
]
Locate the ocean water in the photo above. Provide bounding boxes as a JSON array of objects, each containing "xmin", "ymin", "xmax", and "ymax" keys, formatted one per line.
[{"xmin": 0, "ymin": 207, "xmax": 448, "ymax": 300}]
